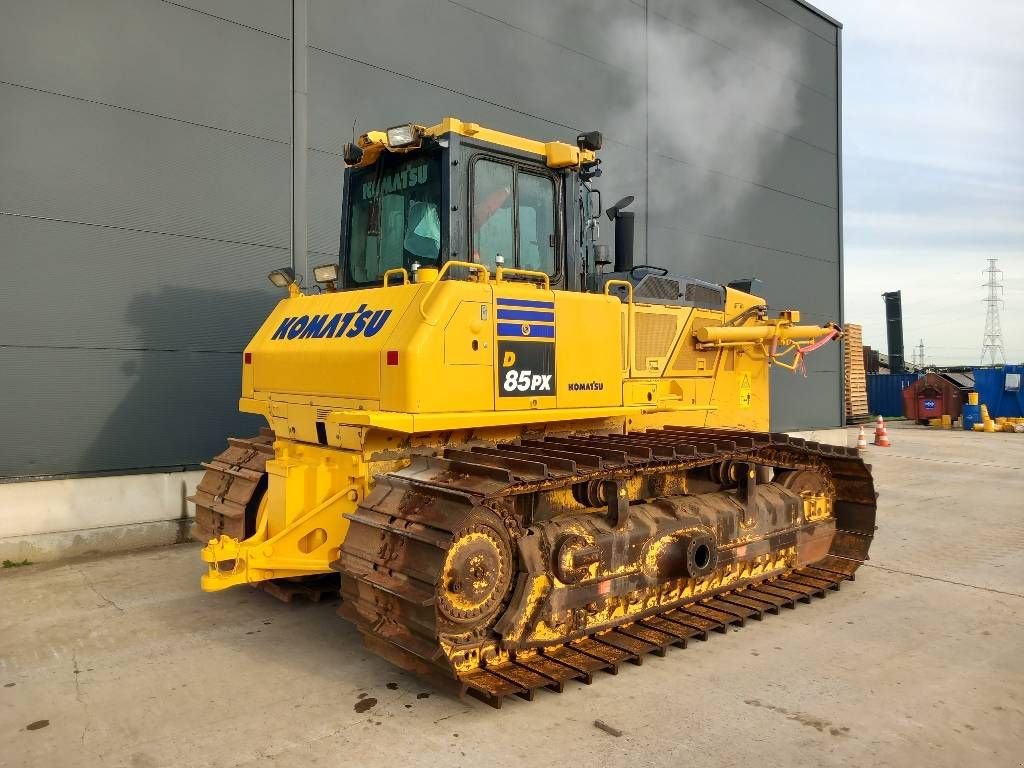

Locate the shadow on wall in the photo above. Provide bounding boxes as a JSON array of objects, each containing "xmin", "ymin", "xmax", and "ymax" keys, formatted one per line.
[{"xmin": 78, "ymin": 285, "xmax": 275, "ymax": 475}]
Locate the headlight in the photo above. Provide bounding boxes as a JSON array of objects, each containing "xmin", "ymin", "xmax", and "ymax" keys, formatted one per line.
[
  {"xmin": 386, "ymin": 124, "xmax": 417, "ymax": 147},
  {"xmin": 268, "ymin": 266, "xmax": 296, "ymax": 288},
  {"xmin": 313, "ymin": 263, "xmax": 339, "ymax": 283}
]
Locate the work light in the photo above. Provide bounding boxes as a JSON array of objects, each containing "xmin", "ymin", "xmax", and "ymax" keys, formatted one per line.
[
  {"xmin": 313, "ymin": 263, "xmax": 339, "ymax": 290},
  {"xmin": 268, "ymin": 266, "xmax": 296, "ymax": 288},
  {"xmin": 386, "ymin": 124, "xmax": 417, "ymax": 147},
  {"xmin": 313, "ymin": 263, "xmax": 339, "ymax": 283}
]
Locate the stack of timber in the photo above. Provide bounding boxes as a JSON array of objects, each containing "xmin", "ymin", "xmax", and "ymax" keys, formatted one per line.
[{"xmin": 844, "ymin": 324, "xmax": 870, "ymax": 422}]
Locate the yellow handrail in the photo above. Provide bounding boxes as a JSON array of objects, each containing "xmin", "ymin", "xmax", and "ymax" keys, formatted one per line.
[
  {"xmin": 418, "ymin": 259, "xmax": 490, "ymax": 323},
  {"xmin": 495, "ymin": 266, "xmax": 550, "ymax": 289},
  {"xmin": 382, "ymin": 268, "xmax": 409, "ymax": 287},
  {"xmin": 603, "ymin": 279, "xmax": 634, "ymax": 303},
  {"xmin": 604, "ymin": 280, "xmax": 634, "ymax": 374}
]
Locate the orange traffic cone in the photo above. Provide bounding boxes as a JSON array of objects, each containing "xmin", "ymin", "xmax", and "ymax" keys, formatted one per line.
[
  {"xmin": 873, "ymin": 415, "xmax": 891, "ymax": 447},
  {"xmin": 856, "ymin": 425, "xmax": 867, "ymax": 451}
]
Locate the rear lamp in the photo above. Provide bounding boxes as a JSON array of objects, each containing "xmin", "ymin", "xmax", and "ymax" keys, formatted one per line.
[
  {"xmin": 386, "ymin": 124, "xmax": 417, "ymax": 147},
  {"xmin": 313, "ymin": 263, "xmax": 339, "ymax": 284},
  {"xmin": 268, "ymin": 266, "xmax": 296, "ymax": 288}
]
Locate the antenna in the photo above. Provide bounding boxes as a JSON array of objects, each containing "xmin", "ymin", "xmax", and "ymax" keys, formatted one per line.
[
  {"xmin": 980, "ymin": 258, "xmax": 1007, "ymax": 366},
  {"xmin": 912, "ymin": 338, "xmax": 925, "ymax": 369}
]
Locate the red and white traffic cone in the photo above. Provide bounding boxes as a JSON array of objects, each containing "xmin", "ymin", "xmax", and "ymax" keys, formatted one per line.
[
  {"xmin": 873, "ymin": 415, "xmax": 891, "ymax": 447},
  {"xmin": 856, "ymin": 425, "xmax": 868, "ymax": 451}
]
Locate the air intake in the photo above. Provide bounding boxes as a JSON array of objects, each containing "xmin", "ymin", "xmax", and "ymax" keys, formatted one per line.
[{"xmin": 634, "ymin": 274, "xmax": 681, "ymax": 302}]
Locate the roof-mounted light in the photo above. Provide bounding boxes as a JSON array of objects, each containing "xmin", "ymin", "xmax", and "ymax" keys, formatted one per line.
[
  {"xmin": 313, "ymin": 263, "xmax": 339, "ymax": 292},
  {"xmin": 313, "ymin": 263, "xmax": 339, "ymax": 284},
  {"xmin": 386, "ymin": 123, "xmax": 417, "ymax": 147},
  {"xmin": 268, "ymin": 266, "xmax": 296, "ymax": 289},
  {"xmin": 577, "ymin": 130, "xmax": 603, "ymax": 151}
]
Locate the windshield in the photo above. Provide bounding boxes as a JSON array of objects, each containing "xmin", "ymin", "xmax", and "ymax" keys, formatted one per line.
[{"xmin": 345, "ymin": 150, "xmax": 443, "ymax": 285}]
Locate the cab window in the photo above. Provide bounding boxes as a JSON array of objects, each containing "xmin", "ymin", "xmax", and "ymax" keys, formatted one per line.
[
  {"xmin": 518, "ymin": 172, "xmax": 555, "ymax": 274},
  {"xmin": 472, "ymin": 159, "xmax": 514, "ymax": 272},
  {"xmin": 346, "ymin": 150, "xmax": 442, "ymax": 285},
  {"xmin": 471, "ymin": 158, "xmax": 557, "ymax": 276}
]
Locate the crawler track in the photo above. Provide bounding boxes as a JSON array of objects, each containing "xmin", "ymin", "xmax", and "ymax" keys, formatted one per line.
[
  {"xmin": 451, "ymin": 558, "xmax": 856, "ymax": 707},
  {"xmin": 337, "ymin": 427, "xmax": 876, "ymax": 707},
  {"xmin": 189, "ymin": 428, "xmax": 275, "ymax": 542}
]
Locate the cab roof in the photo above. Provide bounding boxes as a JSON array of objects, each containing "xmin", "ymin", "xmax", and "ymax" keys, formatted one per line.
[{"xmin": 348, "ymin": 116, "xmax": 598, "ymax": 170}]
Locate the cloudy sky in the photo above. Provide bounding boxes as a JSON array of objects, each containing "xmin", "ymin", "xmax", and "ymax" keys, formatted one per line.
[{"xmin": 813, "ymin": 0, "xmax": 1023, "ymax": 365}]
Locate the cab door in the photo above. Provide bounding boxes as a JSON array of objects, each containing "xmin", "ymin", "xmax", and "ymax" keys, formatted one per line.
[{"xmin": 463, "ymin": 148, "xmax": 564, "ymax": 288}]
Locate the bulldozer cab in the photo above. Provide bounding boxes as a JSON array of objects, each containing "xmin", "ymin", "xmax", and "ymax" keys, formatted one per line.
[{"xmin": 339, "ymin": 117, "xmax": 599, "ymax": 292}]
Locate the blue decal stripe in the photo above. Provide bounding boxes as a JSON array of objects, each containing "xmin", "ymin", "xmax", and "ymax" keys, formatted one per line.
[
  {"xmin": 496, "ymin": 297, "xmax": 555, "ymax": 309},
  {"xmin": 496, "ymin": 309, "xmax": 555, "ymax": 322},
  {"xmin": 497, "ymin": 323, "xmax": 555, "ymax": 338}
]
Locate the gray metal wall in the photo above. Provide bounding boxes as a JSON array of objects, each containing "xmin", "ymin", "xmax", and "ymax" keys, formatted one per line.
[{"xmin": 0, "ymin": 0, "xmax": 841, "ymax": 479}]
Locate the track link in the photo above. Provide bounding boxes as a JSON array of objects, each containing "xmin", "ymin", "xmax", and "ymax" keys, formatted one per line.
[
  {"xmin": 337, "ymin": 427, "xmax": 876, "ymax": 707},
  {"xmin": 189, "ymin": 428, "xmax": 275, "ymax": 542},
  {"xmin": 458, "ymin": 557, "xmax": 856, "ymax": 707}
]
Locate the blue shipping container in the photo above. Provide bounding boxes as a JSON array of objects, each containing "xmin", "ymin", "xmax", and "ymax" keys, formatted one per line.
[
  {"xmin": 972, "ymin": 365, "xmax": 1024, "ymax": 418},
  {"xmin": 867, "ymin": 373, "xmax": 918, "ymax": 417}
]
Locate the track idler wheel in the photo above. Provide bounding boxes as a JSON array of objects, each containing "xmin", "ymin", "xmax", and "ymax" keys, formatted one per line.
[{"xmin": 436, "ymin": 511, "xmax": 514, "ymax": 627}]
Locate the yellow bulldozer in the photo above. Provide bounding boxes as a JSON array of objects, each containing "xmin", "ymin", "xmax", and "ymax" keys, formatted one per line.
[{"xmin": 191, "ymin": 117, "xmax": 876, "ymax": 707}]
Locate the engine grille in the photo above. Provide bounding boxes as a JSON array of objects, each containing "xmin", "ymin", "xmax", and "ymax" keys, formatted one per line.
[
  {"xmin": 634, "ymin": 312, "xmax": 679, "ymax": 370},
  {"xmin": 634, "ymin": 275, "xmax": 681, "ymax": 302},
  {"xmin": 671, "ymin": 317, "xmax": 721, "ymax": 374}
]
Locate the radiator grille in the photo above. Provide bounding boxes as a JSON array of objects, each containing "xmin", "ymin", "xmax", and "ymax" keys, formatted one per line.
[
  {"xmin": 634, "ymin": 312, "xmax": 678, "ymax": 370},
  {"xmin": 635, "ymin": 274, "xmax": 681, "ymax": 302},
  {"xmin": 684, "ymin": 282, "xmax": 724, "ymax": 306},
  {"xmin": 671, "ymin": 317, "xmax": 721, "ymax": 374}
]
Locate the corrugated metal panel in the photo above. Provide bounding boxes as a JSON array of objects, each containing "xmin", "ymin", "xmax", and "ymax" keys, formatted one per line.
[
  {"xmin": 867, "ymin": 373, "xmax": 918, "ymax": 417},
  {"xmin": 0, "ymin": 347, "xmax": 263, "ymax": 478},
  {"xmin": 973, "ymin": 366, "xmax": 1024, "ymax": 418},
  {"xmin": 0, "ymin": 0, "xmax": 290, "ymax": 140},
  {"xmin": 0, "ymin": 84, "xmax": 290, "ymax": 249}
]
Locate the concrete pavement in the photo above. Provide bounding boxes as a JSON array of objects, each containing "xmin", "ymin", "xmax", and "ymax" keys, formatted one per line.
[{"xmin": 2, "ymin": 422, "xmax": 1022, "ymax": 767}]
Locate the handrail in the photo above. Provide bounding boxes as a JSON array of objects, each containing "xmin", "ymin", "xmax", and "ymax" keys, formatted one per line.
[
  {"xmin": 495, "ymin": 266, "xmax": 550, "ymax": 289},
  {"xmin": 382, "ymin": 268, "xmax": 409, "ymax": 287},
  {"xmin": 603, "ymin": 279, "xmax": 634, "ymax": 303},
  {"xmin": 418, "ymin": 260, "xmax": 490, "ymax": 323},
  {"xmin": 603, "ymin": 279, "xmax": 635, "ymax": 374}
]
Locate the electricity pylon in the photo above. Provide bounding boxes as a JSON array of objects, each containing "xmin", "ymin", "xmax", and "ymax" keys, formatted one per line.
[{"xmin": 980, "ymin": 258, "xmax": 1006, "ymax": 366}]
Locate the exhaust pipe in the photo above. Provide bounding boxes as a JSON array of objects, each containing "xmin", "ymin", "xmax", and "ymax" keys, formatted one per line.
[{"xmin": 613, "ymin": 211, "xmax": 634, "ymax": 273}]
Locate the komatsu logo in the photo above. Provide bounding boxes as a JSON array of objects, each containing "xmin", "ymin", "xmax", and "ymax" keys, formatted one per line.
[
  {"xmin": 361, "ymin": 162, "xmax": 429, "ymax": 200},
  {"xmin": 270, "ymin": 304, "xmax": 392, "ymax": 341},
  {"xmin": 568, "ymin": 381, "xmax": 604, "ymax": 391}
]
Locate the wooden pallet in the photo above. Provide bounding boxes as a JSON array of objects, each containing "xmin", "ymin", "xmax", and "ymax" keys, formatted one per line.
[{"xmin": 843, "ymin": 324, "xmax": 869, "ymax": 419}]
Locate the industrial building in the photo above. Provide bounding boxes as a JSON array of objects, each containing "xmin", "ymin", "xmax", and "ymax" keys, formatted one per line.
[{"xmin": 0, "ymin": 0, "xmax": 843, "ymax": 559}]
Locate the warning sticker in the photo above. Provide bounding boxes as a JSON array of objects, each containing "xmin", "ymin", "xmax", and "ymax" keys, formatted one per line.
[{"xmin": 739, "ymin": 372, "xmax": 752, "ymax": 409}]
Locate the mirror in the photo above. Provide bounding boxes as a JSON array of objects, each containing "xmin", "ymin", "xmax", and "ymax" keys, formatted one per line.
[{"xmin": 605, "ymin": 195, "xmax": 635, "ymax": 221}]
